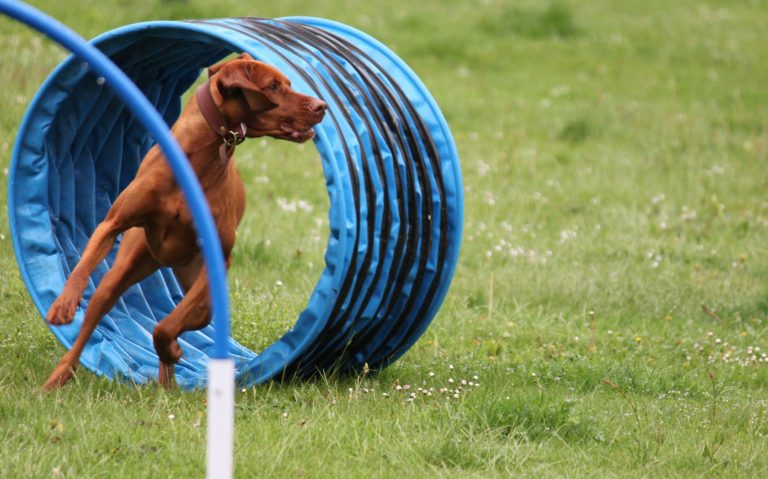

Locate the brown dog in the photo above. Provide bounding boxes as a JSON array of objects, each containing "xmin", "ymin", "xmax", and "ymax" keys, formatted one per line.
[{"xmin": 42, "ymin": 53, "xmax": 327, "ymax": 390}]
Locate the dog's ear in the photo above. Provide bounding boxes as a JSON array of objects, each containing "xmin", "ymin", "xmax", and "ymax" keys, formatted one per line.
[
  {"xmin": 213, "ymin": 60, "xmax": 276, "ymax": 112},
  {"xmin": 208, "ymin": 52, "xmax": 256, "ymax": 77},
  {"xmin": 240, "ymin": 89, "xmax": 275, "ymax": 113}
]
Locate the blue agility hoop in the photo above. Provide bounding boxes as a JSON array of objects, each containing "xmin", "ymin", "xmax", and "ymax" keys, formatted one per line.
[
  {"xmin": 1, "ymin": 2, "xmax": 231, "ymax": 362},
  {"xmin": 6, "ymin": 13, "xmax": 463, "ymax": 389}
]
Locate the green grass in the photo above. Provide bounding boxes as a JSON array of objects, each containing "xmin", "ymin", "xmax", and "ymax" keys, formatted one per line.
[{"xmin": 2, "ymin": 0, "xmax": 768, "ymax": 477}]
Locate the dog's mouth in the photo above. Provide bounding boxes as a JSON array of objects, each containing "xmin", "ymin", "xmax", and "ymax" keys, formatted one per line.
[{"xmin": 277, "ymin": 122, "xmax": 316, "ymax": 143}]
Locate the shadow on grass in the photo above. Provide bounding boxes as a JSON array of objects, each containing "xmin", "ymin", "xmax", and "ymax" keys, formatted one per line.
[
  {"xmin": 479, "ymin": 1, "xmax": 581, "ymax": 40},
  {"xmin": 559, "ymin": 118, "xmax": 593, "ymax": 143},
  {"xmin": 466, "ymin": 389, "xmax": 595, "ymax": 442}
]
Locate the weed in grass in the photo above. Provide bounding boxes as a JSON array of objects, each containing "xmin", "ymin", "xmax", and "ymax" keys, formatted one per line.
[
  {"xmin": 587, "ymin": 310, "xmax": 597, "ymax": 355},
  {"xmin": 602, "ymin": 377, "xmax": 664, "ymax": 464},
  {"xmin": 702, "ymin": 371, "xmax": 725, "ymax": 462},
  {"xmin": 487, "ymin": 271, "xmax": 494, "ymax": 322}
]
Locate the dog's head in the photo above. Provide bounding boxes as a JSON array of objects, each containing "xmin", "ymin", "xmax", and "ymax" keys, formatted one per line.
[{"xmin": 208, "ymin": 53, "xmax": 327, "ymax": 143}]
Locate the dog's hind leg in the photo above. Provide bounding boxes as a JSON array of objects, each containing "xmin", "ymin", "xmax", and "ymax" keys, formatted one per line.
[{"xmin": 42, "ymin": 227, "xmax": 161, "ymax": 391}]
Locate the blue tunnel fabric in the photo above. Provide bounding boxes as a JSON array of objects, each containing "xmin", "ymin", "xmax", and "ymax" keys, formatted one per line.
[{"xmin": 9, "ymin": 17, "xmax": 463, "ymax": 389}]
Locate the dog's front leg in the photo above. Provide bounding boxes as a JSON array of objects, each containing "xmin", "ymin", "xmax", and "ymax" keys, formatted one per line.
[
  {"xmin": 42, "ymin": 228, "xmax": 161, "ymax": 390},
  {"xmin": 46, "ymin": 183, "xmax": 151, "ymax": 325},
  {"xmin": 46, "ymin": 219, "xmax": 125, "ymax": 325},
  {"xmin": 153, "ymin": 267, "xmax": 214, "ymax": 387},
  {"xmin": 43, "ymin": 181, "xmax": 156, "ymax": 390}
]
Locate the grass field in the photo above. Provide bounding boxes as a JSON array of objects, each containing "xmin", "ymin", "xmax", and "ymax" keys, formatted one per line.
[{"xmin": 2, "ymin": 0, "xmax": 768, "ymax": 477}]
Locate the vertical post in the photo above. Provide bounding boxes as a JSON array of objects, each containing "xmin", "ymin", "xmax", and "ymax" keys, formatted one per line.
[{"xmin": 206, "ymin": 358, "xmax": 235, "ymax": 479}]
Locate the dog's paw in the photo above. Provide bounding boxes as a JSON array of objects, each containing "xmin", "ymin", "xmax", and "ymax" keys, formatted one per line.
[
  {"xmin": 153, "ymin": 327, "xmax": 183, "ymax": 364},
  {"xmin": 41, "ymin": 362, "xmax": 76, "ymax": 391},
  {"xmin": 157, "ymin": 362, "xmax": 177, "ymax": 388},
  {"xmin": 46, "ymin": 294, "xmax": 81, "ymax": 325},
  {"xmin": 155, "ymin": 338, "xmax": 183, "ymax": 365}
]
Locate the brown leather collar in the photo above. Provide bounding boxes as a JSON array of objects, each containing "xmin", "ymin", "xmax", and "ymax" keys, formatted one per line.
[{"xmin": 195, "ymin": 80, "xmax": 247, "ymax": 163}]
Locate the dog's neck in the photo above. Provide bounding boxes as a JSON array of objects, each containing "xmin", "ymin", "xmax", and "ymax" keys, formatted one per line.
[
  {"xmin": 196, "ymin": 81, "xmax": 247, "ymax": 163},
  {"xmin": 168, "ymin": 96, "xmax": 237, "ymax": 187}
]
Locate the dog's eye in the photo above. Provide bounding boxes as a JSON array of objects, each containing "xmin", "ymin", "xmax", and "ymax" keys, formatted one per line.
[{"xmin": 269, "ymin": 82, "xmax": 280, "ymax": 92}]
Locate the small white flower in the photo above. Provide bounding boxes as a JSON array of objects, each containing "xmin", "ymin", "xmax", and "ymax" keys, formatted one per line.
[{"xmin": 477, "ymin": 160, "xmax": 490, "ymax": 177}]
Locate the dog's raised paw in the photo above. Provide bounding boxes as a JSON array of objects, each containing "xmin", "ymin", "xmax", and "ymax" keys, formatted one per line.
[{"xmin": 45, "ymin": 295, "xmax": 80, "ymax": 325}]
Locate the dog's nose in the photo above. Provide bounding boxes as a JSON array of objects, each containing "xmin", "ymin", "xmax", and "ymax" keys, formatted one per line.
[{"xmin": 310, "ymin": 99, "xmax": 328, "ymax": 113}]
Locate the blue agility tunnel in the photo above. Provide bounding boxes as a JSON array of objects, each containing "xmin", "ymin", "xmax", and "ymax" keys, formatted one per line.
[{"xmin": 9, "ymin": 17, "xmax": 463, "ymax": 389}]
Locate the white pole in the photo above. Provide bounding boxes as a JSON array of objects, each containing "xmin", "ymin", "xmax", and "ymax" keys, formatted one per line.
[{"xmin": 206, "ymin": 358, "xmax": 235, "ymax": 479}]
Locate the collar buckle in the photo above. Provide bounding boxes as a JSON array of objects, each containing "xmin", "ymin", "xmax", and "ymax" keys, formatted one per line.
[{"xmin": 222, "ymin": 122, "xmax": 247, "ymax": 147}]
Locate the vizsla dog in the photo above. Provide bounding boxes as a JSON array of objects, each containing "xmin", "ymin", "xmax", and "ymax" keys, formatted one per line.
[{"xmin": 42, "ymin": 53, "xmax": 327, "ymax": 390}]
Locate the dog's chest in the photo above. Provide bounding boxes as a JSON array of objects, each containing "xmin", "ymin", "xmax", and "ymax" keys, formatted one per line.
[{"xmin": 143, "ymin": 191, "xmax": 236, "ymax": 266}]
